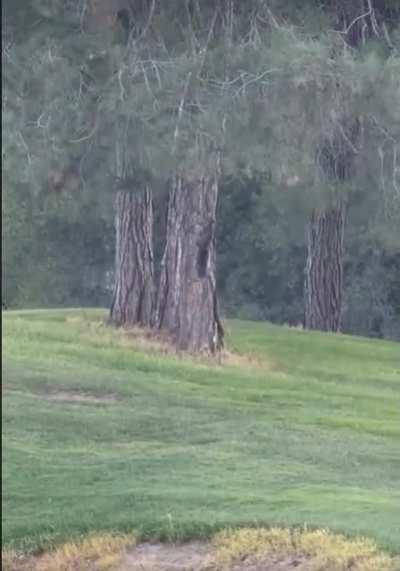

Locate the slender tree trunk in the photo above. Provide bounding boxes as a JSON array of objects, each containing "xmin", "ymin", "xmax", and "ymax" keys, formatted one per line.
[
  {"xmin": 304, "ymin": 201, "xmax": 346, "ymax": 332},
  {"xmin": 110, "ymin": 188, "xmax": 155, "ymax": 327},
  {"xmin": 302, "ymin": 2, "xmax": 378, "ymax": 334},
  {"xmin": 155, "ymin": 174, "xmax": 224, "ymax": 353}
]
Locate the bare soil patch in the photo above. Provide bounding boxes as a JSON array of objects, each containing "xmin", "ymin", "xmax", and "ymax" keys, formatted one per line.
[
  {"xmin": 116, "ymin": 541, "xmax": 213, "ymax": 570},
  {"xmin": 4, "ymin": 540, "xmax": 399, "ymax": 570},
  {"xmin": 228, "ymin": 553, "xmax": 310, "ymax": 570},
  {"xmin": 3, "ymin": 388, "xmax": 119, "ymax": 405},
  {"xmin": 221, "ymin": 350, "xmax": 274, "ymax": 371},
  {"xmin": 44, "ymin": 390, "xmax": 118, "ymax": 405},
  {"xmin": 66, "ymin": 315, "xmax": 276, "ymax": 370},
  {"xmin": 1, "ymin": 543, "xmax": 311, "ymax": 571},
  {"xmin": 116, "ymin": 326, "xmax": 274, "ymax": 370},
  {"xmin": 115, "ymin": 542, "xmax": 310, "ymax": 571}
]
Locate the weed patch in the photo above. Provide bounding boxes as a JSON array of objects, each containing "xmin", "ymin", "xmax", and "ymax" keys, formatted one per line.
[
  {"xmin": 2, "ymin": 533, "xmax": 136, "ymax": 571},
  {"xmin": 213, "ymin": 528, "xmax": 397, "ymax": 570},
  {"xmin": 3, "ymin": 529, "xmax": 397, "ymax": 570}
]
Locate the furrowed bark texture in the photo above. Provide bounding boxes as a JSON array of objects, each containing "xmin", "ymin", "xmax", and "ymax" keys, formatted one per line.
[
  {"xmin": 110, "ymin": 188, "xmax": 155, "ymax": 327},
  {"xmin": 155, "ymin": 174, "xmax": 224, "ymax": 353},
  {"xmin": 304, "ymin": 117, "xmax": 360, "ymax": 332},
  {"xmin": 304, "ymin": 202, "xmax": 346, "ymax": 332}
]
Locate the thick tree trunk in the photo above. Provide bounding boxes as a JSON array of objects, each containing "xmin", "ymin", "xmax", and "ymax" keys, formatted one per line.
[
  {"xmin": 110, "ymin": 188, "xmax": 155, "ymax": 327},
  {"xmin": 304, "ymin": 202, "xmax": 346, "ymax": 332},
  {"xmin": 155, "ymin": 174, "xmax": 224, "ymax": 353}
]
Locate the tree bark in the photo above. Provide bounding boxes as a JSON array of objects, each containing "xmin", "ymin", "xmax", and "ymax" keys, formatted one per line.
[
  {"xmin": 303, "ymin": 1, "xmax": 385, "ymax": 334},
  {"xmin": 155, "ymin": 174, "xmax": 224, "ymax": 353},
  {"xmin": 304, "ymin": 202, "xmax": 346, "ymax": 332},
  {"xmin": 110, "ymin": 188, "xmax": 155, "ymax": 327}
]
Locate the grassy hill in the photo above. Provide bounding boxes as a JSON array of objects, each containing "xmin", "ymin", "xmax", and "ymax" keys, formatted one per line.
[{"xmin": 2, "ymin": 309, "xmax": 400, "ymax": 554}]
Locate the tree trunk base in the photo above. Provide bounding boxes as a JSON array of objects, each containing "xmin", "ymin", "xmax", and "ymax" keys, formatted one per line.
[
  {"xmin": 110, "ymin": 188, "xmax": 155, "ymax": 328},
  {"xmin": 156, "ymin": 175, "xmax": 223, "ymax": 353},
  {"xmin": 304, "ymin": 202, "xmax": 345, "ymax": 332}
]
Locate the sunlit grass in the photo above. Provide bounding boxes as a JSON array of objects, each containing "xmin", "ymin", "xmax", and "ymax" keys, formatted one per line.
[{"xmin": 2, "ymin": 309, "xmax": 400, "ymax": 555}]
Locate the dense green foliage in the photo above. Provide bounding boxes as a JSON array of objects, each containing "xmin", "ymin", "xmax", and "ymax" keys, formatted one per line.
[
  {"xmin": 217, "ymin": 175, "xmax": 400, "ymax": 338},
  {"xmin": 3, "ymin": 309, "xmax": 400, "ymax": 553},
  {"xmin": 2, "ymin": 0, "xmax": 400, "ymax": 338}
]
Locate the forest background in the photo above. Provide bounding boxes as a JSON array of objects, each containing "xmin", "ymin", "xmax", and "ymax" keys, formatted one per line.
[{"xmin": 2, "ymin": 0, "xmax": 400, "ymax": 342}]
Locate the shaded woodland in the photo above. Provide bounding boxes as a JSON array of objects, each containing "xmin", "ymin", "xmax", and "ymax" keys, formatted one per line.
[{"xmin": 3, "ymin": 0, "xmax": 400, "ymax": 346}]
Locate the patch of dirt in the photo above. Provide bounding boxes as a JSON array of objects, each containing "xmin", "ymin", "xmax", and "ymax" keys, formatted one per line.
[
  {"xmin": 221, "ymin": 350, "xmax": 274, "ymax": 371},
  {"xmin": 44, "ymin": 390, "xmax": 118, "ymax": 405},
  {"xmin": 117, "ymin": 327, "xmax": 274, "ymax": 370},
  {"xmin": 114, "ymin": 543, "xmax": 309, "ymax": 571},
  {"xmin": 118, "ymin": 326, "xmax": 223, "ymax": 365},
  {"xmin": 65, "ymin": 316, "xmax": 275, "ymax": 371},
  {"xmin": 116, "ymin": 542, "xmax": 213, "ymax": 570},
  {"xmin": 229, "ymin": 553, "xmax": 310, "ymax": 570},
  {"xmin": 5, "ymin": 542, "xmax": 398, "ymax": 571},
  {"xmin": 118, "ymin": 326, "xmax": 177, "ymax": 355},
  {"xmin": 4, "ymin": 387, "xmax": 118, "ymax": 405}
]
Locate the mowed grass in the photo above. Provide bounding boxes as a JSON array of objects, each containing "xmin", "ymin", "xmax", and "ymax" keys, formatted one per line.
[{"xmin": 2, "ymin": 309, "xmax": 400, "ymax": 554}]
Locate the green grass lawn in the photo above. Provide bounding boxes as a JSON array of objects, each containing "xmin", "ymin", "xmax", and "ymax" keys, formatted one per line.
[{"xmin": 2, "ymin": 309, "xmax": 400, "ymax": 554}]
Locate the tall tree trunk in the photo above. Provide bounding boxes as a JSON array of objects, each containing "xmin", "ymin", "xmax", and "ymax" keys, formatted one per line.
[
  {"xmin": 303, "ymin": 115, "xmax": 359, "ymax": 333},
  {"xmin": 303, "ymin": 1, "xmax": 381, "ymax": 333},
  {"xmin": 155, "ymin": 174, "xmax": 224, "ymax": 353},
  {"xmin": 304, "ymin": 202, "xmax": 346, "ymax": 332},
  {"xmin": 110, "ymin": 188, "xmax": 155, "ymax": 327}
]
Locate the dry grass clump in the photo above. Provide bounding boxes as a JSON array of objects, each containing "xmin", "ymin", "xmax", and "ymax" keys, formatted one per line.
[
  {"xmin": 212, "ymin": 527, "xmax": 396, "ymax": 570},
  {"xmin": 2, "ymin": 533, "xmax": 136, "ymax": 571},
  {"xmin": 66, "ymin": 315, "xmax": 275, "ymax": 369},
  {"xmin": 3, "ymin": 530, "xmax": 398, "ymax": 571},
  {"xmin": 2, "ymin": 550, "xmax": 22, "ymax": 571}
]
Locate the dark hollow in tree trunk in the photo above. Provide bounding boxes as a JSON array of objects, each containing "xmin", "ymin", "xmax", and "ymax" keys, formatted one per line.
[
  {"xmin": 155, "ymin": 174, "xmax": 224, "ymax": 353},
  {"xmin": 110, "ymin": 188, "xmax": 155, "ymax": 327},
  {"xmin": 304, "ymin": 202, "xmax": 346, "ymax": 332}
]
